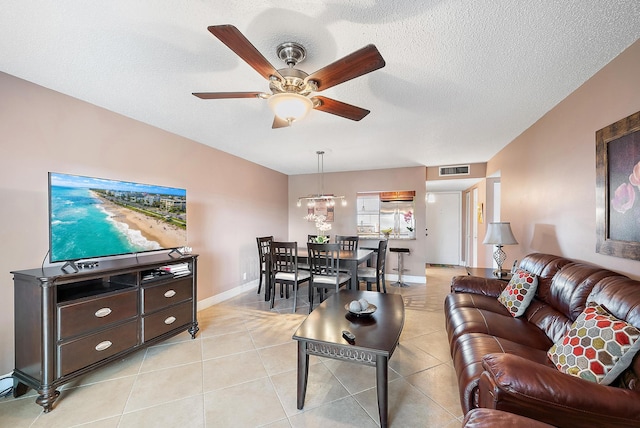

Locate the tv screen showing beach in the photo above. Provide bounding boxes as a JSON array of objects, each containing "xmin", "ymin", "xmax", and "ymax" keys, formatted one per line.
[{"xmin": 49, "ymin": 172, "xmax": 187, "ymax": 263}]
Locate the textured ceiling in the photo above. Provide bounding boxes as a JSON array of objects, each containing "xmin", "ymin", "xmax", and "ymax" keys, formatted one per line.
[{"xmin": 1, "ymin": 1, "xmax": 639, "ymax": 176}]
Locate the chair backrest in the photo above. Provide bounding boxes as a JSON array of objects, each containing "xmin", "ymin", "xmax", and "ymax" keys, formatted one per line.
[
  {"xmin": 335, "ymin": 235, "xmax": 358, "ymax": 251},
  {"xmin": 308, "ymin": 234, "xmax": 331, "ymax": 243},
  {"xmin": 257, "ymin": 236, "xmax": 273, "ymax": 264},
  {"xmin": 307, "ymin": 242, "xmax": 341, "ymax": 277},
  {"xmin": 270, "ymin": 241, "xmax": 298, "ymax": 274},
  {"xmin": 376, "ymin": 239, "xmax": 388, "ymax": 275}
]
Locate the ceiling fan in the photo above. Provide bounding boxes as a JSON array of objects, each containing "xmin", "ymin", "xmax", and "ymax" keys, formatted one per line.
[{"xmin": 192, "ymin": 25, "xmax": 386, "ymax": 128}]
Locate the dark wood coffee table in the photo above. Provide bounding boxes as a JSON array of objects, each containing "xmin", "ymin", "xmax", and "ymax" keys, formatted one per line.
[{"xmin": 293, "ymin": 290, "xmax": 405, "ymax": 428}]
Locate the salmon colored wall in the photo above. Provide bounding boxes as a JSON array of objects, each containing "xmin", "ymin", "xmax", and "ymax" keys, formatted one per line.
[
  {"xmin": 488, "ymin": 40, "xmax": 640, "ymax": 278},
  {"xmin": 288, "ymin": 167, "xmax": 427, "ymax": 277},
  {"xmin": 0, "ymin": 72, "xmax": 289, "ymax": 374}
]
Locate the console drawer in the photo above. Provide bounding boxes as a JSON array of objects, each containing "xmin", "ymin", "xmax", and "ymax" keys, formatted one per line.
[
  {"xmin": 57, "ymin": 319, "xmax": 138, "ymax": 377},
  {"xmin": 142, "ymin": 277, "xmax": 192, "ymax": 314},
  {"xmin": 58, "ymin": 289, "xmax": 138, "ymax": 340},
  {"xmin": 142, "ymin": 300, "xmax": 192, "ymax": 342}
]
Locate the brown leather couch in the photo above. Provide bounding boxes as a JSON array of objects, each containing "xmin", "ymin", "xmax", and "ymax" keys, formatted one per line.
[{"xmin": 445, "ymin": 253, "xmax": 640, "ymax": 427}]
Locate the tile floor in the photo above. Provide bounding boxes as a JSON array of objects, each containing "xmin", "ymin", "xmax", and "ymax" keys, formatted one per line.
[{"xmin": 0, "ymin": 266, "xmax": 465, "ymax": 427}]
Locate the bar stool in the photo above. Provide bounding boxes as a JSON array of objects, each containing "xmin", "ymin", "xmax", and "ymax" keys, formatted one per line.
[{"xmin": 389, "ymin": 247, "xmax": 410, "ymax": 287}]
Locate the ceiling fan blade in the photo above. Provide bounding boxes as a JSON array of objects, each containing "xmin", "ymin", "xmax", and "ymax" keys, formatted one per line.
[
  {"xmin": 208, "ymin": 25, "xmax": 282, "ymax": 81},
  {"xmin": 312, "ymin": 96, "xmax": 370, "ymax": 121},
  {"xmin": 306, "ymin": 44, "xmax": 385, "ymax": 91},
  {"xmin": 272, "ymin": 116, "xmax": 290, "ymax": 129},
  {"xmin": 192, "ymin": 92, "xmax": 263, "ymax": 99}
]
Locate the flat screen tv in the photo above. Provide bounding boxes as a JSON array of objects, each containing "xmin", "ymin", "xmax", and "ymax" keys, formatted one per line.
[{"xmin": 49, "ymin": 172, "xmax": 187, "ymax": 269}]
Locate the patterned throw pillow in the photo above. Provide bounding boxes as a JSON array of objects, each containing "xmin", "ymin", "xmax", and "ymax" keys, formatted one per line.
[
  {"xmin": 497, "ymin": 268, "xmax": 538, "ymax": 317},
  {"xmin": 548, "ymin": 302, "xmax": 640, "ymax": 385}
]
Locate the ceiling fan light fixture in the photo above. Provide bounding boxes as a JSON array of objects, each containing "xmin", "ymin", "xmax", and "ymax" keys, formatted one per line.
[{"xmin": 267, "ymin": 93, "xmax": 313, "ymax": 124}]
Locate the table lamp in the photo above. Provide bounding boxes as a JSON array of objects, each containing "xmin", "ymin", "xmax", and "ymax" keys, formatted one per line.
[{"xmin": 483, "ymin": 222, "xmax": 518, "ymax": 278}]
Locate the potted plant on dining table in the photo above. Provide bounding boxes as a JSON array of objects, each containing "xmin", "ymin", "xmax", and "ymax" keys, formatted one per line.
[{"xmin": 304, "ymin": 213, "xmax": 332, "ymax": 243}]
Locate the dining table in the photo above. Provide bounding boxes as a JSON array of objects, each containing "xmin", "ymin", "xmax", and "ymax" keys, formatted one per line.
[{"xmin": 297, "ymin": 247, "xmax": 373, "ymax": 290}]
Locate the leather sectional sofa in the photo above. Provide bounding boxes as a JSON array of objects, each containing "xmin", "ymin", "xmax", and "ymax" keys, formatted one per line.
[{"xmin": 445, "ymin": 253, "xmax": 640, "ymax": 427}]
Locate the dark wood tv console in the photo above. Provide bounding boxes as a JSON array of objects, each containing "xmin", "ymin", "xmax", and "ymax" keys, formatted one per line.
[{"xmin": 11, "ymin": 253, "xmax": 198, "ymax": 412}]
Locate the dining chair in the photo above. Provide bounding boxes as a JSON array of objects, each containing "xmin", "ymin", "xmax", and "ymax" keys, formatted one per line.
[
  {"xmin": 269, "ymin": 241, "xmax": 310, "ymax": 312},
  {"xmin": 307, "ymin": 242, "xmax": 352, "ymax": 313},
  {"xmin": 256, "ymin": 236, "xmax": 273, "ymax": 299},
  {"xmin": 357, "ymin": 239, "xmax": 388, "ymax": 293},
  {"xmin": 335, "ymin": 235, "xmax": 359, "ymax": 251}
]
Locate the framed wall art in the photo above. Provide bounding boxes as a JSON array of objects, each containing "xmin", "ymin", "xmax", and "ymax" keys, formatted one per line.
[{"xmin": 596, "ymin": 110, "xmax": 640, "ymax": 260}]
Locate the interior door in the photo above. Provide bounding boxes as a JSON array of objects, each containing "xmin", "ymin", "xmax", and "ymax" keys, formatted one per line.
[{"xmin": 425, "ymin": 192, "xmax": 461, "ymax": 265}]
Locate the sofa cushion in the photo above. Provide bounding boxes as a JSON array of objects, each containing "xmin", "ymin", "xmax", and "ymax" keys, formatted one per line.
[
  {"xmin": 498, "ymin": 268, "xmax": 538, "ymax": 317},
  {"xmin": 548, "ymin": 302, "xmax": 640, "ymax": 385},
  {"xmin": 518, "ymin": 253, "xmax": 573, "ymax": 303},
  {"xmin": 447, "ymin": 307, "xmax": 553, "ymax": 354}
]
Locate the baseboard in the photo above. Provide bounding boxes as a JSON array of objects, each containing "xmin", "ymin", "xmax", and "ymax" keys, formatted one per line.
[
  {"xmin": 197, "ymin": 279, "xmax": 259, "ymax": 311},
  {"xmin": 385, "ymin": 274, "xmax": 426, "ymax": 284}
]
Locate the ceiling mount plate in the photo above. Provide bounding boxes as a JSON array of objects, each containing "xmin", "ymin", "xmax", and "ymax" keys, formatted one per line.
[{"xmin": 277, "ymin": 42, "xmax": 306, "ymax": 67}]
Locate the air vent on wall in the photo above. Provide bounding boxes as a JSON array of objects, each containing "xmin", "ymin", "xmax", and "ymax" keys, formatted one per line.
[{"xmin": 439, "ymin": 165, "xmax": 470, "ymax": 176}]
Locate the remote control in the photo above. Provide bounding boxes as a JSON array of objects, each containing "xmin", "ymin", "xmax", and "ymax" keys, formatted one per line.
[{"xmin": 342, "ymin": 330, "xmax": 355, "ymax": 343}]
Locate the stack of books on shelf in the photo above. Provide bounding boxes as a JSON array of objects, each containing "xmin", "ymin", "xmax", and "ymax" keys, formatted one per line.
[{"xmin": 159, "ymin": 263, "xmax": 191, "ymax": 277}]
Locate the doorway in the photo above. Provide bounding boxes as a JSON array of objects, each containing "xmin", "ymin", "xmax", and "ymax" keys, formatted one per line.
[{"xmin": 425, "ymin": 192, "xmax": 461, "ymax": 265}]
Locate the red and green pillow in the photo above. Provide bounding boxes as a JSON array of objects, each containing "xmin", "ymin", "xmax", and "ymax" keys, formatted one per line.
[
  {"xmin": 548, "ymin": 302, "xmax": 640, "ymax": 385},
  {"xmin": 497, "ymin": 268, "xmax": 538, "ymax": 317}
]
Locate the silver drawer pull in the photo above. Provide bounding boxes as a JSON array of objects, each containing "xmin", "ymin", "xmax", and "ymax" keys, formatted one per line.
[
  {"xmin": 164, "ymin": 316, "xmax": 176, "ymax": 325},
  {"xmin": 94, "ymin": 307, "xmax": 112, "ymax": 318},
  {"xmin": 164, "ymin": 290, "xmax": 176, "ymax": 298},
  {"xmin": 95, "ymin": 340, "xmax": 112, "ymax": 351}
]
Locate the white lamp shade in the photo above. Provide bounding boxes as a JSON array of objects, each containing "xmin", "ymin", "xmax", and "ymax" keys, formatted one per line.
[
  {"xmin": 267, "ymin": 93, "xmax": 313, "ymax": 123},
  {"xmin": 483, "ymin": 222, "xmax": 518, "ymax": 245}
]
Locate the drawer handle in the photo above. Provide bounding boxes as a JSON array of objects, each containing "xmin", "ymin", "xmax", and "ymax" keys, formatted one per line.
[
  {"xmin": 164, "ymin": 316, "xmax": 176, "ymax": 325},
  {"xmin": 94, "ymin": 307, "xmax": 112, "ymax": 318},
  {"xmin": 95, "ymin": 340, "xmax": 112, "ymax": 351},
  {"xmin": 164, "ymin": 290, "xmax": 177, "ymax": 298}
]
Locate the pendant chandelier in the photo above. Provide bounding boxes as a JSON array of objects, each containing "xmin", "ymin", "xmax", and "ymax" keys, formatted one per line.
[{"xmin": 297, "ymin": 151, "xmax": 347, "ymax": 208}]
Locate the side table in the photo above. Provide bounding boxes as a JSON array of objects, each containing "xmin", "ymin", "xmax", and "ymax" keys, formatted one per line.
[{"xmin": 465, "ymin": 267, "xmax": 512, "ymax": 282}]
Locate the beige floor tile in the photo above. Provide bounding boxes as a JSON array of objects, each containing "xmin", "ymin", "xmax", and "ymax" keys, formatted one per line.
[
  {"xmin": 201, "ymin": 330, "xmax": 256, "ymax": 360},
  {"xmin": 262, "ymin": 418, "xmax": 293, "ymax": 428},
  {"xmin": 202, "ymin": 349, "xmax": 268, "ymax": 392},
  {"xmin": 0, "ymin": 395, "xmax": 44, "ymax": 428},
  {"xmin": 249, "ymin": 317, "xmax": 303, "ymax": 349},
  {"xmin": 288, "ymin": 396, "xmax": 378, "ymax": 428},
  {"xmin": 270, "ymin": 362, "xmax": 350, "ymax": 417},
  {"xmin": 322, "ymin": 358, "xmax": 401, "ymax": 395},
  {"xmin": 139, "ymin": 338, "xmax": 202, "ymax": 372},
  {"xmin": 75, "ymin": 415, "xmax": 121, "ymax": 427},
  {"xmin": 124, "ymin": 362, "xmax": 203, "ymax": 412},
  {"xmin": 410, "ymin": 330, "xmax": 453, "ymax": 363},
  {"xmin": 197, "ymin": 312, "xmax": 248, "ymax": 338},
  {"xmin": 258, "ymin": 340, "xmax": 299, "ymax": 376},
  {"xmin": 388, "ymin": 341, "xmax": 444, "ymax": 377},
  {"xmin": 406, "ymin": 363, "xmax": 463, "ymax": 418},
  {"xmin": 354, "ymin": 377, "xmax": 459, "ymax": 427},
  {"xmin": 31, "ymin": 376, "xmax": 136, "ymax": 427},
  {"xmin": 204, "ymin": 377, "xmax": 286, "ymax": 427},
  {"xmin": 61, "ymin": 349, "xmax": 146, "ymax": 389},
  {"xmin": 400, "ymin": 309, "xmax": 447, "ymax": 340},
  {"xmin": 120, "ymin": 395, "xmax": 205, "ymax": 428}
]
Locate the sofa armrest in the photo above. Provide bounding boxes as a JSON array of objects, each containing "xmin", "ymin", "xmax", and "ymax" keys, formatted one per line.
[
  {"xmin": 451, "ymin": 275, "xmax": 505, "ymax": 297},
  {"xmin": 479, "ymin": 353, "xmax": 640, "ymax": 428}
]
